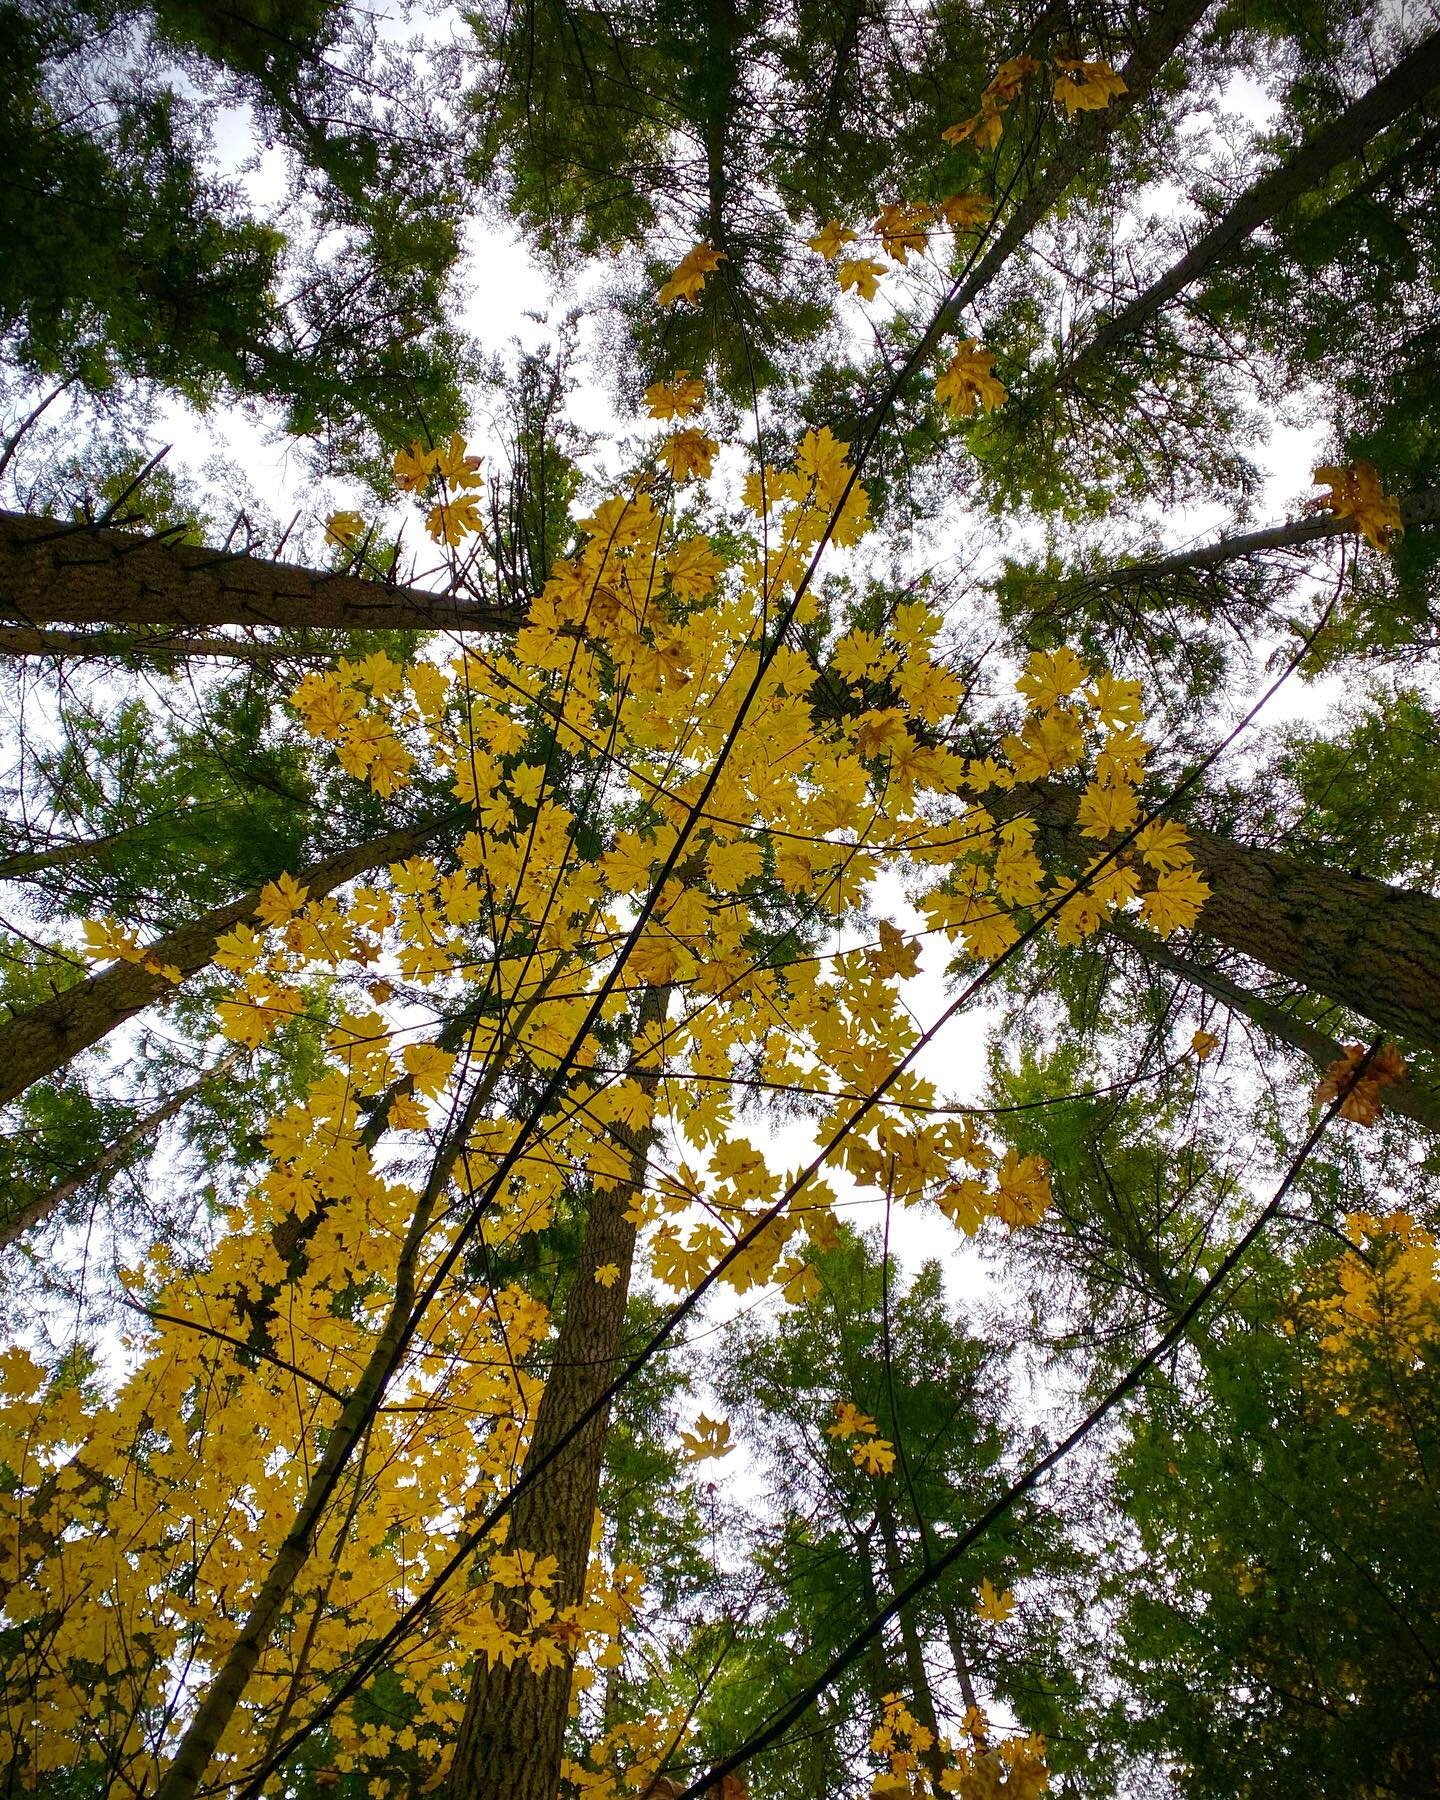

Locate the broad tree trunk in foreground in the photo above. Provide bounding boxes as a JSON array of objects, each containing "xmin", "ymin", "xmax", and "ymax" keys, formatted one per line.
[
  {"xmin": 0, "ymin": 816, "xmax": 449, "ymax": 1111},
  {"xmin": 1017, "ymin": 784, "xmax": 1440, "ymax": 1052},
  {"xmin": 448, "ymin": 990, "xmax": 667, "ymax": 1800},
  {"xmin": 0, "ymin": 511, "xmax": 524, "ymax": 635}
]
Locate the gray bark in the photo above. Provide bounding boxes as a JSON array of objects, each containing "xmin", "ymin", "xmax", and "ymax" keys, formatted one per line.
[{"xmin": 0, "ymin": 511, "xmax": 524, "ymax": 635}]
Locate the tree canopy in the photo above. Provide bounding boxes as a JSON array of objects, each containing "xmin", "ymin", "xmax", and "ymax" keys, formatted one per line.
[{"xmin": 1, "ymin": 2, "xmax": 1439, "ymax": 1797}]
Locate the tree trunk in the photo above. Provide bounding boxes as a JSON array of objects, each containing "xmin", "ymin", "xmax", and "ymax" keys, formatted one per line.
[
  {"xmin": 938, "ymin": 1600, "xmax": 981, "ymax": 1719},
  {"xmin": 1052, "ymin": 486, "xmax": 1440, "ymax": 604},
  {"xmin": 1105, "ymin": 920, "xmax": 1440, "ymax": 1133},
  {"xmin": 0, "ymin": 1054, "xmax": 237, "ymax": 1248},
  {"xmin": 876, "ymin": 1497, "xmax": 947, "ymax": 1795},
  {"xmin": 0, "ymin": 624, "xmax": 341, "ymax": 662},
  {"xmin": 447, "ymin": 989, "xmax": 668, "ymax": 1800},
  {"xmin": 0, "ymin": 511, "xmax": 525, "ymax": 636},
  {"xmin": 0, "ymin": 812, "xmax": 213, "ymax": 880},
  {"xmin": 1078, "ymin": 29, "xmax": 1440, "ymax": 365},
  {"xmin": 898, "ymin": 0, "xmax": 1211, "ymax": 384},
  {"xmin": 153, "ymin": 1074, "xmax": 493, "ymax": 1800},
  {"xmin": 1015, "ymin": 783, "xmax": 1440, "ymax": 1052},
  {"xmin": 0, "ymin": 815, "xmax": 450, "ymax": 1110}
]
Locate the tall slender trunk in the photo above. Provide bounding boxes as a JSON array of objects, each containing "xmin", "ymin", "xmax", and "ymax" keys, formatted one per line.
[
  {"xmin": 447, "ymin": 987, "xmax": 669, "ymax": 1800},
  {"xmin": 0, "ymin": 1054, "xmax": 237, "ymax": 1249},
  {"xmin": 897, "ymin": 0, "xmax": 1211, "ymax": 384},
  {"xmin": 938, "ymin": 1600, "xmax": 981, "ymax": 1718},
  {"xmin": 1076, "ymin": 29, "xmax": 1440, "ymax": 367},
  {"xmin": 153, "ymin": 1074, "xmax": 492, "ymax": 1800},
  {"xmin": 856, "ymin": 1535, "xmax": 900, "ymax": 1725},
  {"xmin": 0, "ymin": 815, "xmax": 451, "ymax": 1111},
  {"xmin": 0, "ymin": 511, "xmax": 524, "ymax": 636},
  {"xmin": 876, "ymin": 1497, "xmax": 946, "ymax": 1795},
  {"xmin": 1105, "ymin": 920, "xmax": 1440, "ymax": 1133},
  {"xmin": 1013, "ymin": 783, "xmax": 1440, "ymax": 1051}
]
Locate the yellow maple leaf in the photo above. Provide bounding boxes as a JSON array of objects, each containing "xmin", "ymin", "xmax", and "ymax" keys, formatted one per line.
[
  {"xmin": 853, "ymin": 1436, "xmax": 896, "ymax": 1475},
  {"xmin": 434, "ymin": 431, "xmax": 483, "ymax": 489},
  {"xmin": 402, "ymin": 1042, "xmax": 457, "ymax": 1097},
  {"xmin": 1052, "ymin": 57, "xmax": 1128, "ymax": 116},
  {"xmin": 659, "ymin": 427, "xmax": 719, "ymax": 483},
  {"xmin": 594, "ymin": 1263, "xmax": 621, "ymax": 1288},
  {"xmin": 1134, "ymin": 819, "xmax": 1191, "ymax": 872},
  {"xmin": 1076, "ymin": 778, "xmax": 1139, "ymax": 839},
  {"xmin": 1018, "ymin": 645, "xmax": 1087, "ymax": 710},
  {"xmin": 867, "ymin": 918, "xmax": 922, "ymax": 980},
  {"xmin": 975, "ymin": 1576, "xmax": 1015, "ymax": 1623},
  {"xmin": 873, "ymin": 201, "xmax": 932, "ymax": 263},
  {"xmin": 935, "ymin": 339, "xmax": 1007, "ymax": 416},
  {"xmin": 1191, "ymin": 1028, "xmax": 1221, "ymax": 1062},
  {"xmin": 393, "ymin": 439, "xmax": 436, "ymax": 491},
  {"xmin": 1139, "ymin": 866, "xmax": 1211, "ymax": 934},
  {"xmin": 942, "ymin": 99, "xmax": 1003, "ymax": 150},
  {"xmin": 678, "ymin": 1413, "xmax": 733, "ymax": 1460},
  {"xmin": 426, "ymin": 491, "xmax": 484, "ymax": 546},
  {"xmin": 644, "ymin": 370, "xmax": 707, "ymax": 420},
  {"xmin": 826, "ymin": 1400, "xmax": 878, "ymax": 1440},
  {"xmin": 657, "ymin": 241, "xmax": 724, "ymax": 307},
  {"xmin": 986, "ymin": 54, "xmax": 1041, "ymax": 104},
  {"xmin": 325, "ymin": 510, "xmax": 366, "ymax": 550},
  {"xmin": 255, "ymin": 871, "xmax": 308, "ymax": 927},
  {"xmin": 837, "ymin": 257, "xmax": 887, "ymax": 301},
  {"xmin": 809, "ymin": 218, "xmax": 858, "ymax": 260},
  {"xmin": 1309, "ymin": 460, "xmax": 1403, "ymax": 552},
  {"xmin": 1313, "ymin": 1041, "xmax": 1407, "ymax": 1126},
  {"xmin": 940, "ymin": 193, "xmax": 991, "ymax": 231}
]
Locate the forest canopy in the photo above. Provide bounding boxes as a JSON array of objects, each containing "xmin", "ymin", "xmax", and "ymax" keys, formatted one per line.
[{"xmin": 1, "ymin": 2, "xmax": 1439, "ymax": 1797}]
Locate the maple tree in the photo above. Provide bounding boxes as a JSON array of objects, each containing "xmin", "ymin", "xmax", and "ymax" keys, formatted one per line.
[{"xmin": 2, "ymin": 4, "xmax": 1440, "ymax": 1798}]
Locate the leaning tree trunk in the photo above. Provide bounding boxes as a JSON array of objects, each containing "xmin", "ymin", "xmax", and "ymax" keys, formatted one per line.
[
  {"xmin": 1015, "ymin": 783, "xmax": 1440, "ymax": 1052},
  {"xmin": 0, "ymin": 815, "xmax": 451, "ymax": 1111},
  {"xmin": 0, "ymin": 1053, "xmax": 238, "ymax": 1249},
  {"xmin": 1076, "ymin": 27, "xmax": 1440, "ymax": 367},
  {"xmin": 1105, "ymin": 920, "xmax": 1440, "ymax": 1133},
  {"xmin": 447, "ymin": 989, "xmax": 668, "ymax": 1800},
  {"xmin": 886, "ymin": 0, "xmax": 1211, "ymax": 396},
  {"xmin": 0, "ymin": 511, "xmax": 524, "ymax": 636},
  {"xmin": 1070, "ymin": 487, "xmax": 1440, "ymax": 596}
]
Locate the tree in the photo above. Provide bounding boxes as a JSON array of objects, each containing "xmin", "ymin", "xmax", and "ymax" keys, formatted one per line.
[
  {"xmin": 1, "ymin": 0, "xmax": 474, "ymax": 479},
  {"xmin": 700, "ymin": 1230, "xmax": 1090, "ymax": 1797},
  {"xmin": 3, "ymin": 6, "xmax": 1440, "ymax": 1798}
]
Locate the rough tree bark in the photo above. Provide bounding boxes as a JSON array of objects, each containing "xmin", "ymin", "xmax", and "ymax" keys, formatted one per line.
[
  {"xmin": 0, "ymin": 815, "xmax": 452, "ymax": 1111},
  {"xmin": 1012, "ymin": 783, "xmax": 1440, "ymax": 1052},
  {"xmin": 0, "ymin": 511, "xmax": 524, "ymax": 636},
  {"xmin": 447, "ymin": 988, "xmax": 668, "ymax": 1800}
]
